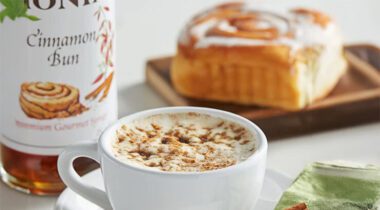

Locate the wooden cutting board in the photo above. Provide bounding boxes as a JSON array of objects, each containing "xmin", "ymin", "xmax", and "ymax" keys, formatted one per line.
[{"xmin": 146, "ymin": 45, "xmax": 380, "ymax": 140}]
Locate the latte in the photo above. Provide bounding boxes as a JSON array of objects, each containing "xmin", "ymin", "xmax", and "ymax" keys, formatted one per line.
[{"xmin": 112, "ymin": 112, "xmax": 256, "ymax": 172}]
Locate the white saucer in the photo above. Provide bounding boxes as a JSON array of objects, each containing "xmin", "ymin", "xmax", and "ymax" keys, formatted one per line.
[{"xmin": 55, "ymin": 169, "xmax": 292, "ymax": 210}]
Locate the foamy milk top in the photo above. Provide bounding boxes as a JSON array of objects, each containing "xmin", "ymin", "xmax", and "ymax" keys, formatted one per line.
[{"xmin": 112, "ymin": 112, "xmax": 256, "ymax": 172}]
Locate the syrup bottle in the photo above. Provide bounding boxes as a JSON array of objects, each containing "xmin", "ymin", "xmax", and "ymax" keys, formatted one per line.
[{"xmin": 0, "ymin": 0, "xmax": 117, "ymax": 195}]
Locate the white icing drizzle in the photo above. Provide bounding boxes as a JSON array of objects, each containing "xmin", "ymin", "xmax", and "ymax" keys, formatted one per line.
[
  {"xmin": 195, "ymin": 36, "xmax": 301, "ymax": 49},
  {"xmin": 218, "ymin": 20, "xmax": 237, "ymax": 33},
  {"xmin": 178, "ymin": 4, "xmax": 341, "ymax": 53},
  {"xmin": 191, "ymin": 19, "xmax": 218, "ymax": 39}
]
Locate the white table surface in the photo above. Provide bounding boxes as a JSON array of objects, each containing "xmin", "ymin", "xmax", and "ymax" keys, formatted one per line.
[{"xmin": 1, "ymin": 0, "xmax": 379, "ymax": 209}]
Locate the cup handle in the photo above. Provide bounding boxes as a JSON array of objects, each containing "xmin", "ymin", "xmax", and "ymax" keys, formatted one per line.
[{"xmin": 58, "ymin": 143, "xmax": 112, "ymax": 210}]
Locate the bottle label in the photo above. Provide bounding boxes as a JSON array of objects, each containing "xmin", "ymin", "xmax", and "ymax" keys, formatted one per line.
[{"xmin": 0, "ymin": 0, "xmax": 117, "ymax": 154}]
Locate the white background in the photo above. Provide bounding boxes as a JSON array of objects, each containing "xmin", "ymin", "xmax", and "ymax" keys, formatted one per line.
[{"xmin": 0, "ymin": 0, "xmax": 379, "ymax": 209}]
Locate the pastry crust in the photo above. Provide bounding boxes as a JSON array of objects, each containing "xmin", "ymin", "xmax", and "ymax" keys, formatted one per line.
[
  {"xmin": 19, "ymin": 82, "xmax": 88, "ymax": 119},
  {"xmin": 171, "ymin": 3, "xmax": 347, "ymax": 110}
]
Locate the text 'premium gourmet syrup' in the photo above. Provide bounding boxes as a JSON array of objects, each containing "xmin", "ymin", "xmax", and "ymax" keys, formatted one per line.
[{"xmin": 0, "ymin": 0, "xmax": 117, "ymax": 195}]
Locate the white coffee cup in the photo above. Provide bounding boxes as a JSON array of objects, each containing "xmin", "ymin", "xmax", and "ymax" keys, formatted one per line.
[{"xmin": 58, "ymin": 107, "xmax": 268, "ymax": 210}]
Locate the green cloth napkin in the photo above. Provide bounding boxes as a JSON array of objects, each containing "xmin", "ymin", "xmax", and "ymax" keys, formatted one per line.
[{"xmin": 275, "ymin": 161, "xmax": 380, "ymax": 210}]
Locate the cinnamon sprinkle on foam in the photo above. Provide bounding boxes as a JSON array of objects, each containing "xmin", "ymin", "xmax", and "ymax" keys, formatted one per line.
[{"xmin": 112, "ymin": 113, "xmax": 256, "ymax": 172}]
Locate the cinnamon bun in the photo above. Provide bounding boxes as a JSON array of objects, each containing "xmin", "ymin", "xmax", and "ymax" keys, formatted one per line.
[
  {"xmin": 19, "ymin": 82, "xmax": 88, "ymax": 119},
  {"xmin": 171, "ymin": 2, "xmax": 347, "ymax": 110}
]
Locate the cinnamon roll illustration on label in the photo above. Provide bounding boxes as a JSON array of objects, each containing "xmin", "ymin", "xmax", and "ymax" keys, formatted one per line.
[{"xmin": 19, "ymin": 82, "xmax": 88, "ymax": 120}]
